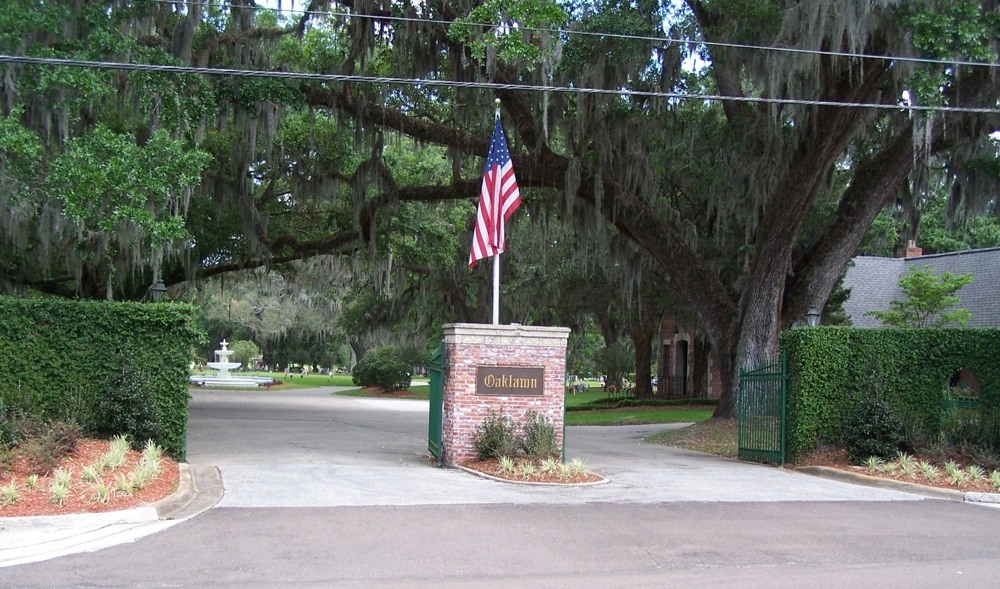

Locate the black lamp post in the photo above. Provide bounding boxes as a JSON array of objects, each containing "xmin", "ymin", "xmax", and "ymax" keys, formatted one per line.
[
  {"xmin": 805, "ymin": 307, "xmax": 821, "ymax": 327},
  {"xmin": 148, "ymin": 274, "xmax": 167, "ymax": 302}
]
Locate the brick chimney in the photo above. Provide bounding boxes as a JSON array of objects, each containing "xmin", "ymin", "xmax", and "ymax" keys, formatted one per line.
[{"xmin": 904, "ymin": 239, "xmax": 923, "ymax": 259}]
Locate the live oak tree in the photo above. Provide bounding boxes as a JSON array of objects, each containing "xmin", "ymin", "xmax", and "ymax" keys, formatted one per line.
[{"xmin": 2, "ymin": 0, "xmax": 999, "ymax": 417}]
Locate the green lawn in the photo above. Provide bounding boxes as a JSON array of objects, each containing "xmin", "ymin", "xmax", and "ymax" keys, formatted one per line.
[
  {"xmin": 190, "ymin": 371, "xmax": 358, "ymax": 390},
  {"xmin": 336, "ymin": 384, "xmax": 429, "ymax": 400},
  {"xmin": 565, "ymin": 408, "xmax": 713, "ymax": 426},
  {"xmin": 564, "ymin": 389, "xmax": 613, "ymax": 408}
]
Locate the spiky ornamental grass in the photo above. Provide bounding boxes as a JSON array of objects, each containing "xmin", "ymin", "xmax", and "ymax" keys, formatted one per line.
[
  {"xmin": 896, "ymin": 452, "xmax": 918, "ymax": 479},
  {"xmin": 569, "ymin": 458, "xmax": 588, "ymax": 476},
  {"xmin": 519, "ymin": 462, "xmax": 537, "ymax": 480},
  {"xmin": 966, "ymin": 465, "xmax": 986, "ymax": 481},
  {"xmin": 101, "ymin": 435, "xmax": 131, "ymax": 471},
  {"xmin": 539, "ymin": 457, "xmax": 560, "ymax": 475},
  {"xmin": 82, "ymin": 464, "xmax": 102, "ymax": 483},
  {"xmin": 91, "ymin": 480, "xmax": 112, "ymax": 504},
  {"xmin": 52, "ymin": 468, "xmax": 73, "ymax": 488},
  {"xmin": 497, "ymin": 456, "xmax": 516, "ymax": 477},
  {"xmin": 24, "ymin": 474, "xmax": 39, "ymax": 489},
  {"xmin": 141, "ymin": 440, "xmax": 164, "ymax": 463},
  {"xmin": 49, "ymin": 483, "xmax": 69, "ymax": 506},
  {"xmin": 989, "ymin": 470, "xmax": 1000, "ymax": 491},
  {"xmin": 918, "ymin": 461, "xmax": 940, "ymax": 482},
  {"xmin": 864, "ymin": 456, "xmax": 885, "ymax": 473},
  {"xmin": 1, "ymin": 479, "xmax": 19, "ymax": 505},
  {"xmin": 113, "ymin": 472, "xmax": 134, "ymax": 496},
  {"xmin": 945, "ymin": 461, "xmax": 967, "ymax": 486}
]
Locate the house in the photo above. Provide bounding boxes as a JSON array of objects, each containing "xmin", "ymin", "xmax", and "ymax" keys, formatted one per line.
[
  {"xmin": 656, "ymin": 313, "xmax": 723, "ymax": 399},
  {"xmin": 842, "ymin": 242, "xmax": 1000, "ymax": 328},
  {"xmin": 655, "ymin": 242, "xmax": 1000, "ymax": 399}
]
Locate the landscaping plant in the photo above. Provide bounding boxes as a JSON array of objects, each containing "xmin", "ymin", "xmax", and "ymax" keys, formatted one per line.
[
  {"xmin": 843, "ymin": 393, "xmax": 906, "ymax": 463},
  {"xmin": 521, "ymin": 411, "xmax": 558, "ymax": 458},
  {"xmin": 472, "ymin": 409, "xmax": 520, "ymax": 460}
]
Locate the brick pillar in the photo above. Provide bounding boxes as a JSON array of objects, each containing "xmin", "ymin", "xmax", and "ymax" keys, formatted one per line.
[{"xmin": 441, "ymin": 323, "xmax": 570, "ymax": 466}]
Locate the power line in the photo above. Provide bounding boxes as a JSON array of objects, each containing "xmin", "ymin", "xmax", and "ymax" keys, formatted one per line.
[
  {"xmin": 3, "ymin": 54, "xmax": 999, "ymax": 115},
  {"xmin": 148, "ymin": 0, "xmax": 1000, "ymax": 70}
]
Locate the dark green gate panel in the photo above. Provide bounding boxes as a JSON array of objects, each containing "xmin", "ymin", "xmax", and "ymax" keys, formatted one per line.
[
  {"xmin": 737, "ymin": 353, "xmax": 786, "ymax": 466},
  {"xmin": 427, "ymin": 341, "xmax": 444, "ymax": 466}
]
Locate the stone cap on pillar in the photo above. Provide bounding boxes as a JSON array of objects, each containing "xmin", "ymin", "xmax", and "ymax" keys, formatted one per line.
[{"xmin": 443, "ymin": 323, "xmax": 570, "ymax": 346}]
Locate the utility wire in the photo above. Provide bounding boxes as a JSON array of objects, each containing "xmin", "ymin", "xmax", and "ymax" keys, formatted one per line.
[
  {"xmin": 148, "ymin": 0, "xmax": 1000, "ymax": 70},
  {"xmin": 3, "ymin": 54, "xmax": 999, "ymax": 115}
]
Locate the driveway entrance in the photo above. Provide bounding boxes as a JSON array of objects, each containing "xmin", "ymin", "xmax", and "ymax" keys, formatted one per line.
[{"xmin": 186, "ymin": 388, "xmax": 926, "ymax": 507}]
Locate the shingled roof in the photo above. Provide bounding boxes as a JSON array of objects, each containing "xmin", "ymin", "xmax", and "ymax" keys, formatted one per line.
[{"xmin": 842, "ymin": 247, "xmax": 1000, "ymax": 328}]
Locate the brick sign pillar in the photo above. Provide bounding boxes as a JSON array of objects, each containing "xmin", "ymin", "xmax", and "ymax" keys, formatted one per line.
[{"xmin": 441, "ymin": 323, "xmax": 571, "ymax": 467}]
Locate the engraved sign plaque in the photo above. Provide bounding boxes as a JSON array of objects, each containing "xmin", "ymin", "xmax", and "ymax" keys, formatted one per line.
[{"xmin": 475, "ymin": 366, "xmax": 545, "ymax": 396}]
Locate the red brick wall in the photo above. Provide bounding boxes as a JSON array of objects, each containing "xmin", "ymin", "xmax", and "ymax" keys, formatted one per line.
[{"xmin": 442, "ymin": 323, "xmax": 570, "ymax": 466}]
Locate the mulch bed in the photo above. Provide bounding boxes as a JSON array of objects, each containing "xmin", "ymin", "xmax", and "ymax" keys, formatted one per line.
[
  {"xmin": 461, "ymin": 457, "xmax": 605, "ymax": 485},
  {"xmin": 361, "ymin": 386, "xmax": 423, "ymax": 399},
  {"xmin": 0, "ymin": 439, "xmax": 179, "ymax": 518},
  {"xmin": 794, "ymin": 446, "xmax": 999, "ymax": 494}
]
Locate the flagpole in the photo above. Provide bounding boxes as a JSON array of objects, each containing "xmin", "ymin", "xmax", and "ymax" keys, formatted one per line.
[
  {"xmin": 492, "ymin": 253, "xmax": 500, "ymax": 325},
  {"xmin": 491, "ymin": 98, "xmax": 501, "ymax": 326}
]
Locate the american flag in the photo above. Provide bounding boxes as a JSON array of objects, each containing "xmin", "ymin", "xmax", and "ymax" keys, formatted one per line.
[{"xmin": 469, "ymin": 116, "xmax": 521, "ymax": 268}]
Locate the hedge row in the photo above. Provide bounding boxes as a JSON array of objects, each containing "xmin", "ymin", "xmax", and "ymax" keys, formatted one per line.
[
  {"xmin": 780, "ymin": 327, "xmax": 1000, "ymax": 461},
  {"xmin": 0, "ymin": 296, "xmax": 204, "ymax": 458}
]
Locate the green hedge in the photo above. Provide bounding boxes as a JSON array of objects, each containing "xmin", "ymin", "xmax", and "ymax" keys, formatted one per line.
[
  {"xmin": 0, "ymin": 296, "xmax": 204, "ymax": 458},
  {"xmin": 780, "ymin": 327, "xmax": 1000, "ymax": 462}
]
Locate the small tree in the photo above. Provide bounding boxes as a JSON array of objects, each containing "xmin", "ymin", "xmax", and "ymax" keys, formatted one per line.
[
  {"xmin": 596, "ymin": 340, "xmax": 634, "ymax": 391},
  {"xmin": 231, "ymin": 340, "xmax": 261, "ymax": 370},
  {"xmin": 866, "ymin": 266, "xmax": 973, "ymax": 328}
]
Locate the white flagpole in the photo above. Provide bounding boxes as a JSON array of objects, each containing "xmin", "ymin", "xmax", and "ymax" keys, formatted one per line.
[
  {"xmin": 492, "ymin": 99, "xmax": 502, "ymax": 326},
  {"xmin": 492, "ymin": 253, "xmax": 500, "ymax": 325}
]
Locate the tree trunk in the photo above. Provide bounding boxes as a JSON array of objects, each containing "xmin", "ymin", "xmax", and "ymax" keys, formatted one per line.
[{"xmin": 631, "ymin": 323, "xmax": 655, "ymax": 399}]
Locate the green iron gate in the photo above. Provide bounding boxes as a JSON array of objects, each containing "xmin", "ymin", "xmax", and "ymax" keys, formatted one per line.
[
  {"xmin": 427, "ymin": 341, "xmax": 444, "ymax": 466},
  {"xmin": 737, "ymin": 353, "xmax": 786, "ymax": 466}
]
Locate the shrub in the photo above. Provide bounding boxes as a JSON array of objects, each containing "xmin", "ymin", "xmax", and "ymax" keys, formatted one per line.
[
  {"xmin": 21, "ymin": 420, "xmax": 82, "ymax": 475},
  {"xmin": 351, "ymin": 347, "xmax": 412, "ymax": 391},
  {"xmin": 93, "ymin": 353, "xmax": 161, "ymax": 450},
  {"xmin": 0, "ymin": 416, "xmax": 15, "ymax": 451},
  {"xmin": 472, "ymin": 409, "xmax": 520, "ymax": 460},
  {"xmin": 521, "ymin": 411, "xmax": 559, "ymax": 458},
  {"xmin": 843, "ymin": 393, "xmax": 906, "ymax": 463}
]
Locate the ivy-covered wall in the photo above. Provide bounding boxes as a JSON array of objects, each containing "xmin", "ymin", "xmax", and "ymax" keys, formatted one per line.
[
  {"xmin": 780, "ymin": 327, "xmax": 1000, "ymax": 462},
  {"xmin": 0, "ymin": 296, "xmax": 204, "ymax": 458}
]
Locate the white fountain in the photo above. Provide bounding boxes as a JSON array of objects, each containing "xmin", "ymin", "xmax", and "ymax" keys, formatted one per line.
[
  {"xmin": 189, "ymin": 339, "xmax": 274, "ymax": 388},
  {"xmin": 206, "ymin": 339, "xmax": 241, "ymax": 379}
]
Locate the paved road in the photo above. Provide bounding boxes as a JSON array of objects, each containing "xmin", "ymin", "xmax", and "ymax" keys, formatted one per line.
[{"xmin": 1, "ymin": 388, "xmax": 998, "ymax": 588}]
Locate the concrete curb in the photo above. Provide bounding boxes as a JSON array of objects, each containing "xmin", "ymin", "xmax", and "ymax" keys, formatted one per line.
[
  {"xmin": 795, "ymin": 466, "xmax": 1000, "ymax": 503},
  {"xmin": 154, "ymin": 464, "xmax": 224, "ymax": 520},
  {"xmin": 0, "ymin": 463, "xmax": 224, "ymax": 568}
]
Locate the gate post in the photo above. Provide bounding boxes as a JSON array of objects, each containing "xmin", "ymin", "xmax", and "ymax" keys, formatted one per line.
[
  {"xmin": 440, "ymin": 323, "xmax": 570, "ymax": 467},
  {"xmin": 427, "ymin": 341, "xmax": 444, "ymax": 466}
]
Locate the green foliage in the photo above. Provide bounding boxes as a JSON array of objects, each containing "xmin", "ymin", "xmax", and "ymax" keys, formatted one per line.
[
  {"xmin": 351, "ymin": 347, "xmax": 412, "ymax": 392},
  {"xmin": 93, "ymin": 354, "xmax": 160, "ymax": 451},
  {"xmin": 0, "ymin": 296, "xmax": 204, "ymax": 458},
  {"xmin": 865, "ymin": 266, "xmax": 974, "ymax": 328},
  {"xmin": 18, "ymin": 420, "xmax": 82, "ymax": 476},
  {"xmin": 781, "ymin": 328, "xmax": 1000, "ymax": 462},
  {"xmin": 472, "ymin": 409, "xmax": 521, "ymax": 460},
  {"xmin": 449, "ymin": 0, "xmax": 568, "ymax": 65},
  {"xmin": 843, "ymin": 394, "xmax": 906, "ymax": 463},
  {"xmin": 230, "ymin": 340, "xmax": 261, "ymax": 369},
  {"xmin": 520, "ymin": 410, "xmax": 558, "ymax": 458},
  {"xmin": 596, "ymin": 340, "xmax": 634, "ymax": 389}
]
